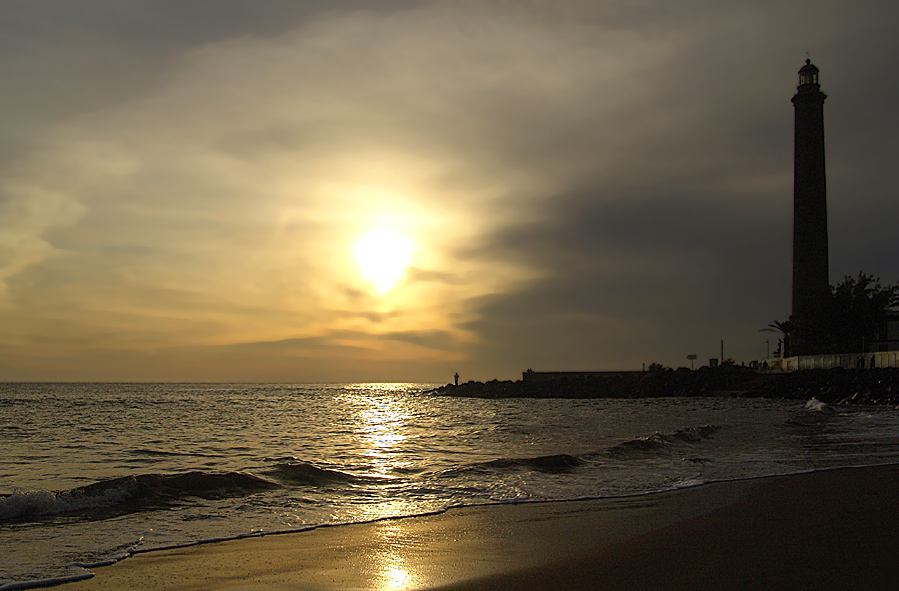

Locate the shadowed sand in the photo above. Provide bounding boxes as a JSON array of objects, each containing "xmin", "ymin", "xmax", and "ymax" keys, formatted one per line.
[{"xmin": 70, "ymin": 465, "xmax": 899, "ymax": 591}]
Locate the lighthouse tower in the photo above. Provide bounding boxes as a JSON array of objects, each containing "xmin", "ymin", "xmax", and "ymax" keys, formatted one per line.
[{"xmin": 790, "ymin": 59, "xmax": 829, "ymax": 355}]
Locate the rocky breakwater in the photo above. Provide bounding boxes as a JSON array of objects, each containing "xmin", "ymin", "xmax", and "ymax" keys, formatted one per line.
[
  {"xmin": 742, "ymin": 368, "xmax": 899, "ymax": 405},
  {"xmin": 432, "ymin": 367, "xmax": 899, "ymax": 405},
  {"xmin": 432, "ymin": 365, "xmax": 763, "ymax": 399}
]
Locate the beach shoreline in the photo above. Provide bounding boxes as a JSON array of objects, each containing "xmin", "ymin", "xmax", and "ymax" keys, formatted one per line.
[{"xmin": 65, "ymin": 464, "xmax": 899, "ymax": 591}]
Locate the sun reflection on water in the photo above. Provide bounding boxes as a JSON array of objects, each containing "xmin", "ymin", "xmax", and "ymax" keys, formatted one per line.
[
  {"xmin": 338, "ymin": 385, "xmax": 422, "ymax": 589},
  {"xmin": 385, "ymin": 562, "xmax": 411, "ymax": 590},
  {"xmin": 336, "ymin": 384, "xmax": 424, "ymax": 520},
  {"xmin": 343, "ymin": 384, "xmax": 416, "ymax": 479},
  {"xmin": 375, "ymin": 521, "xmax": 417, "ymax": 590}
]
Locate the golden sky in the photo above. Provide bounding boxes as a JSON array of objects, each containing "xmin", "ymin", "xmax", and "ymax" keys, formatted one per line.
[{"xmin": 1, "ymin": 1, "xmax": 898, "ymax": 382}]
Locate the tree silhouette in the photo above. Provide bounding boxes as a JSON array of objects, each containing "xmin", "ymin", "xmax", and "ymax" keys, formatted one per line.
[
  {"xmin": 765, "ymin": 274, "xmax": 898, "ymax": 357},
  {"xmin": 761, "ymin": 319, "xmax": 793, "ymax": 358},
  {"xmin": 826, "ymin": 273, "xmax": 899, "ymax": 353}
]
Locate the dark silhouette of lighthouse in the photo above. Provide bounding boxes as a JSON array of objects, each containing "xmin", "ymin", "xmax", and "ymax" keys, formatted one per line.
[{"xmin": 790, "ymin": 59, "xmax": 829, "ymax": 355}]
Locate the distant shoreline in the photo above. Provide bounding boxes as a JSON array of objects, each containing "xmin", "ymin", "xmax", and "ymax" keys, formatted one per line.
[{"xmin": 434, "ymin": 367, "xmax": 899, "ymax": 405}]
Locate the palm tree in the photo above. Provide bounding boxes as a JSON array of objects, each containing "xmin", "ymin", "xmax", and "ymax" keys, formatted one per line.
[{"xmin": 760, "ymin": 319, "xmax": 793, "ymax": 358}]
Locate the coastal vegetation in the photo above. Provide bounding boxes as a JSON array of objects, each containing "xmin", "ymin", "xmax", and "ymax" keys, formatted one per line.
[
  {"xmin": 767, "ymin": 273, "xmax": 899, "ymax": 357},
  {"xmin": 827, "ymin": 273, "xmax": 899, "ymax": 353},
  {"xmin": 437, "ymin": 274, "xmax": 899, "ymax": 404}
]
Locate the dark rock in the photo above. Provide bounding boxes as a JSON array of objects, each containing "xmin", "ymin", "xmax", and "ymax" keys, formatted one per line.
[{"xmin": 432, "ymin": 367, "xmax": 899, "ymax": 406}]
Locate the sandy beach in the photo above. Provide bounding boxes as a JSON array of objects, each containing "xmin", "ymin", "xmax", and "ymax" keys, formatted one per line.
[{"xmin": 65, "ymin": 464, "xmax": 899, "ymax": 591}]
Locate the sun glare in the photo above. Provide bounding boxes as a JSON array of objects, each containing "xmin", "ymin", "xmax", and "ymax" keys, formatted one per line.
[{"xmin": 353, "ymin": 230, "xmax": 415, "ymax": 294}]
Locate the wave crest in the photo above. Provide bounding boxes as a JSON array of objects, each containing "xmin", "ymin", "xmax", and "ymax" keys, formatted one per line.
[
  {"xmin": 608, "ymin": 424, "xmax": 719, "ymax": 455},
  {"xmin": 439, "ymin": 453, "xmax": 584, "ymax": 478},
  {"xmin": 483, "ymin": 453, "xmax": 583, "ymax": 473},
  {"xmin": 0, "ymin": 471, "xmax": 278, "ymax": 524},
  {"xmin": 263, "ymin": 462, "xmax": 380, "ymax": 485}
]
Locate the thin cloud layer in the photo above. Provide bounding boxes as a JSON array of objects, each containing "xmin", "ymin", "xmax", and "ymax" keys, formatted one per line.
[{"xmin": 1, "ymin": 0, "xmax": 897, "ymax": 381}]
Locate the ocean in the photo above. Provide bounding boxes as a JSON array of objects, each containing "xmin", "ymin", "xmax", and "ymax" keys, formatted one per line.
[{"xmin": 3, "ymin": 382, "xmax": 899, "ymax": 588}]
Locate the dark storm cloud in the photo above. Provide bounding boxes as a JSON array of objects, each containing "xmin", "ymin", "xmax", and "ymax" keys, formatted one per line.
[
  {"xmin": 1, "ymin": 0, "xmax": 423, "ymax": 57},
  {"xmin": 2, "ymin": 0, "xmax": 898, "ymax": 381},
  {"xmin": 436, "ymin": 0, "xmax": 899, "ymax": 373},
  {"xmin": 462, "ymin": 186, "xmax": 794, "ymax": 372},
  {"xmin": 0, "ymin": 0, "xmax": 418, "ymax": 158}
]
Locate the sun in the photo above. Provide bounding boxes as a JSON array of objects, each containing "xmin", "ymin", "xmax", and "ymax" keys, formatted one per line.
[{"xmin": 353, "ymin": 230, "xmax": 415, "ymax": 294}]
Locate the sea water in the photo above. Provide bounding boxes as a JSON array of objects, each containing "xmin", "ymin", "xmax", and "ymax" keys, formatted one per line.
[{"xmin": 3, "ymin": 382, "xmax": 899, "ymax": 588}]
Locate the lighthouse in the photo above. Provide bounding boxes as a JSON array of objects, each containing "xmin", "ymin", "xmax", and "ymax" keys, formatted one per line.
[{"xmin": 790, "ymin": 59, "xmax": 829, "ymax": 355}]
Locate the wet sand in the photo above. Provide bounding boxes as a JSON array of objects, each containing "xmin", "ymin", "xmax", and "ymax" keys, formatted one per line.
[{"xmin": 69, "ymin": 464, "xmax": 899, "ymax": 591}]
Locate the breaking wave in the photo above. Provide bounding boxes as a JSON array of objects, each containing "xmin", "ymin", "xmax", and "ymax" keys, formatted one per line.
[
  {"xmin": 439, "ymin": 425, "xmax": 720, "ymax": 478},
  {"xmin": 0, "ymin": 471, "xmax": 278, "ymax": 524},
  {"xmin": 0, "ymin": 458, "xmax": 403, "ymax": 525},
  {"xmin": 263, "ymin": 461, "xmax": 386, "ymax": 485},
  {"xmin": 2, "ymin": 425, "xmax": 721, "ymax": 524},
  {"xmin": 607, "ymin": 425, "xmax": 720, "ymax": 455},
  {"xmin": 481, "ymin": 453, "xmax": 584, "ymax": 473}
]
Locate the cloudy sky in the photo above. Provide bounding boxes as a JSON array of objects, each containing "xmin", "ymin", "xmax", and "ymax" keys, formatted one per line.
[{"xmin": 1, "ymin": 0, "xmax": 897, "ymax": 382}]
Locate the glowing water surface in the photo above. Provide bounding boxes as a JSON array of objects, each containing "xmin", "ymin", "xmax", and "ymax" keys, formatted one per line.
[{"xmin": 3, "ymin": 383, "xmax": 899, "ymax": 588}]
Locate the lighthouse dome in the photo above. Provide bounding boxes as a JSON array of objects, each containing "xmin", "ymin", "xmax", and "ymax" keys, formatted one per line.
[{"xmin": 798, "ymin": 59, "xmax": 819, "ymax": 88}]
